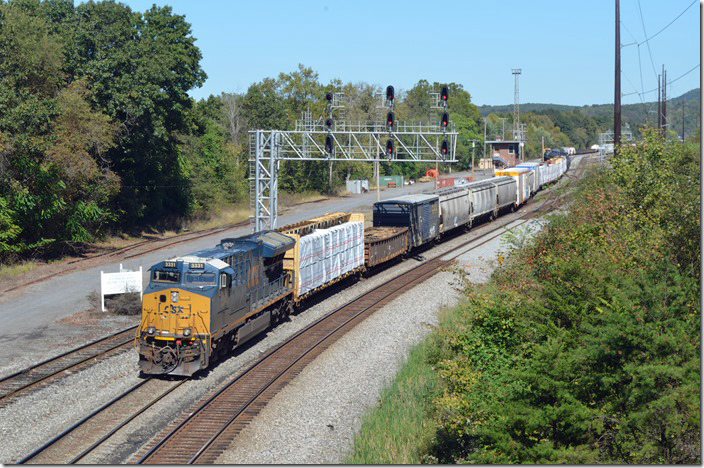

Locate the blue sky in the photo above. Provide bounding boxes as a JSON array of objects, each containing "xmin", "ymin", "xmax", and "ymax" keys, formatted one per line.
[{"xmin": 108, "ymin": 0, "xmax": 699, "ymax": 106}]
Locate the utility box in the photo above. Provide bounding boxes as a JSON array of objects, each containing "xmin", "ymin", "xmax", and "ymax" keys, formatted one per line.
[
  {"xmin": 379, "ymin": 175, "xmax": 404, "ymax": 188},
  {"xmin": 346, "ymin": 179, "xmax": 369, "ymax": 194}
]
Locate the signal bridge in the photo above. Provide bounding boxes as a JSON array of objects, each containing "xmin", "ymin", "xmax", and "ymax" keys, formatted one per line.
[{"xmin": 249, "ymin": 118, "xmax": 459, "ymax": 231}]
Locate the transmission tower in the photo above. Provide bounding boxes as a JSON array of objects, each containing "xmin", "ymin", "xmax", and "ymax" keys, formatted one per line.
[{"xmin": 512, "ymin": 69, "xmax": 522, "ymax": 141}]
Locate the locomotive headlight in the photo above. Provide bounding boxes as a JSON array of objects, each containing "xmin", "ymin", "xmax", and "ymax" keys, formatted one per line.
[
  {"xmin": 171, "ymin": 291, "xmax": 179, "ymax": 303},
  {"xmin": 183, "ymin": 328, "xmax": 191, "ymax": 337},
  {"xmin": 147, "ymin": 326, "xmax": 155, "ymax": 335}
]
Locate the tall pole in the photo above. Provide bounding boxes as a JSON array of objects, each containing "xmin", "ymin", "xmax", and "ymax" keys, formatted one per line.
[
  {"xmin": 614, "ymin": 0, "xmax": 621, "ymax": 154},
  {"xmin": 471, "ymin": 141, "xmax": 475, "ymax": 181},
  {"xmin": 682, "ymin": 100, "xmax": 685, "ymax": 142},
  {"xmin": 483, "ymin": 118, "xmax": 487, "ymax": 173},
  {"xmin": 375, "ymin": 160, "xmax": 380, "ymax": 202},
  {"xmin": 512, "ymin": 69, "xmax": 522, "ymax": 140},
  {"xmin": 658, "ymin": 74, "xmax": 662, "ymax": 129},
  {"xmin": 662, "ymin": 66, "xmax": 667, "ymax": 135}
]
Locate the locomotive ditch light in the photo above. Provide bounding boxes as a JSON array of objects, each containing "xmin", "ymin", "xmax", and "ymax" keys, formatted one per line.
[
  {"xmin": 386, "ymin": 111, "xmax": 395, "ymax": 128},
  {"xmin": 441, "ymin": 112, "xmax": 449, "ymax": 128},
  {"xmin": 147, "ymin": 326, "xmax": 155, "ymax": 335},
  {"xmin": 183, "ymin": 328, "xmax": 191, "ymax": 337},
  {"xmin": 440, "ymin": 85, "xmax": 449, "ymax": 101},
  {"xmin": 386, "ymin": 138, "xmax": 394, "ymax": 156},
  {"xmin": 386, "ymin": 85, "xmax": 394, "ymax": 102},
  {"xmin": 325, "ymin": 92, "xmax": 333, "ymax": 102},
  {"xmin": 325, "ymin": 134, "xmax": 334, "ymax": 154}
]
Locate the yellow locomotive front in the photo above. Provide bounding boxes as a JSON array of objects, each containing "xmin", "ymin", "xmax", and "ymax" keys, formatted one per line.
[{"xmin": 138, "ymin": 258, "xmax": 220, "ymax": 376}]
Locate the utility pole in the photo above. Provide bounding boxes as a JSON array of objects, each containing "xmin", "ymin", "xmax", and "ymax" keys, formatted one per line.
[
  {"xmin": 662, "ymin": 66, "xmax": 667, "ymax": 135},
  {"xmin": 467, "ymin": 139, "xmax": 480, "ymax": 181},
  {"xmin": 498, "ymin": 117, "xmax": 507, "ymax": 140},
  {"xmin": 614, "ymin": 0, "xmax": 621, "ymax": 155},
  {"xmin": 541, "ymin": 136, "xmax": 545, "ymax": 155},
  {"xmin": 682, "ymin": 100, "xmax": 685, "ymax": 142},
  {"xmin": 658, "ymin": 74, "xmax": 662, "ymax": 129},
  {"xmin": 483, "ymin": 117, "xmax": 487, "ymax": 173}
]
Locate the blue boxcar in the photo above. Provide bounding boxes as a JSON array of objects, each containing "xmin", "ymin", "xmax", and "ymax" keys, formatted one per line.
[{"xmin": 373, "ymin": 194, "xmax": 440, "ymax": 248}]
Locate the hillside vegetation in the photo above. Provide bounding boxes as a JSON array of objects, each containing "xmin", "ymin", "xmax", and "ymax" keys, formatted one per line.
[
  {"xmin": 1, "ymin": 0, "xmax": 698, "ymax": 264},
  {"xmin": 348, "ymin": 131, "xmax": 701, "ymax": 464}
]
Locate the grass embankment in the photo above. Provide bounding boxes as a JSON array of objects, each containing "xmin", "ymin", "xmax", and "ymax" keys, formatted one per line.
[
  {"xmin": 344, "ymin": 339, "xmax": 440, "ymax": 464},
  {"xmin": 347, "ymin": 132, "xmax": 700, "ymax": 464}
]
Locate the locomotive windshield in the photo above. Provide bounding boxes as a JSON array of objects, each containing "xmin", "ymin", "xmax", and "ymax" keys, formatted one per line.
[
  {"xmin": 152, "ymin": 270, "xmax": 180, "ymax": 283},
  {"xmin": 185, "ymin": 272, "xmax": 216, "ymax": 286}
]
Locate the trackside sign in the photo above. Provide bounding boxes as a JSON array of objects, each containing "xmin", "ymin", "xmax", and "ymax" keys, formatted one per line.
[{"xmin": 100, "ymin": 264, "xmax": 142, "ymax": 312}]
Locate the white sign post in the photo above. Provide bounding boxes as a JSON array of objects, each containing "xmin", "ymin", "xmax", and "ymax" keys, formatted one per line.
[{"xmin": 100, "ymin": 264, "xmax": 143, "ymax": 312}]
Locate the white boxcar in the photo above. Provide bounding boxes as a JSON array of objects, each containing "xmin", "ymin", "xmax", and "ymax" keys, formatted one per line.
[
  {"xmin": 427, "ymin": 186, "xmax": 471, "ymax": 233},
  {"xmin": 495, "ymin": 167, "xmax": 533, "ymax": 205},
  {"xmin": 517, "ymin": 161, "xmax": 545, "ymax": 189},
  {"xmin": 490, "ymin": 176, "xmax": 518, "ymax": 212}
]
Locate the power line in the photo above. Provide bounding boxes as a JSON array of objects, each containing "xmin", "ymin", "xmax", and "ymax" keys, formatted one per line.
[
  {"xmin": 636, "ymin": 0, "xmax": 658, "ymax": 82},
  {"xmin": 638, "ymin": 0, "xmax": 697, "ymax": 46},
  {"xmin": 622, "ymin": 63, "xmax": 700, "ymax": 97}
]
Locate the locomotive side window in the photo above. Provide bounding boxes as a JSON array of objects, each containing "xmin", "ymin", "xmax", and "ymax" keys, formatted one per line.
[
  {"xmin": 153, "ymin": 270, "xmax": 180, "ymax": 283},
  {"xmin": 185, "ymin": 272, "xmax": 216, "ymax": 286}
]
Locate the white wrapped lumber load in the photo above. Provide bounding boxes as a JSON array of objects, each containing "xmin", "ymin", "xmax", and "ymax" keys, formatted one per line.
[
  {"xmin": 298, "ymin": 221, "xmax": 364, "ymax": 295},
  {"xmin": 276, "ymin": 212, "xmax": 365, "ymax": 302}
]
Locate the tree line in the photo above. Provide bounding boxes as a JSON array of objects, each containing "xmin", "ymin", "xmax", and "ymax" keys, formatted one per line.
[{"xmin": 0, "ymin": 0, "xmax": 621, "ymax": 261}]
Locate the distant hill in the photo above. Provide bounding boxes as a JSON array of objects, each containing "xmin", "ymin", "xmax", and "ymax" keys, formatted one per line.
[{"xmin": 479, "ymin": 88, "xmax": 700, "ymax": 137}]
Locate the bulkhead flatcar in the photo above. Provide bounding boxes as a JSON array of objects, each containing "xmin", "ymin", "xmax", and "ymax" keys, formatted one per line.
[
  {"xmin": 138, "ymin": 230, "xmax": 295, "ymax": 376},
  {"xmin": 373, "ymin": 194, "xmax": 440, "ymax": 248}
]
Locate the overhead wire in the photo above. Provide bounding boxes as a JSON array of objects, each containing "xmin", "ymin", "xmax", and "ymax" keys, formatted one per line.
[
  {"xmin": 621, "ymin": 63, "xmax": 700, "ymax": 97},
  {"xmin": 638, "ymin": 0, "xmax": 697, "ymax": 46},
  {"xmin": 636, "ymin": 0, "xmax": 659, "ymax": 82}
]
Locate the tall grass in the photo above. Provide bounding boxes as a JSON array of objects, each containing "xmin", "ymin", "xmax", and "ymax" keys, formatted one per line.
[{"xmin": 345, "ymin": 338, "xmax": 441, "ymax": 464}]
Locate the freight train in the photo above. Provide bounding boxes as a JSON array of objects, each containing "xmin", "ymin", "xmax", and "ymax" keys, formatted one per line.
[{"xmin": 137, "ymin": 157, "xmax": 568, "ymax": 376}]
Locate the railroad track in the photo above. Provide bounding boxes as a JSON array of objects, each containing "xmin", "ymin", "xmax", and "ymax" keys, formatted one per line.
[
  {"xmin": 17, "ymin": 377, "xmax": 187, "ymax": 464},
  {"xmin": 0, "ymin": 326, "xmax": 137, "ymax": 408}
]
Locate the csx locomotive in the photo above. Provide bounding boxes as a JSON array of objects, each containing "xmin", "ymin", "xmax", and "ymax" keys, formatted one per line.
[{"xmin": 138, "ymin": 230, "xmax": 296, "ymax": 375}]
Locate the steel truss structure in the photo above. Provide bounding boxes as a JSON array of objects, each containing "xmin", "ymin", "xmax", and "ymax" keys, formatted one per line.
[{"xmin": 249, "ymin": 120, "xmax": 458, "ymax": 231}]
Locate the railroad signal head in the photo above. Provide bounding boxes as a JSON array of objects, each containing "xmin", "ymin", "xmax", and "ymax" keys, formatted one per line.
[
  {"xmin": 386, "ymin": 85, "xmax": 395, "ymax": 102},
  {"xmin": 386, "ymin": 138, "xmax": 394, "ymax": 156},
  {"xmin": 325, "ymin": 117, "xmax": 333, "ymax": 129},
  {"xmin": 440, "ymin": 85, "xmax": 449, "ymax": 101},
  {"xmin": 386, "ymin": 111, "xmax": 395, "ymax": 128},
  {"xmin": 325, "ymin": 134, "xmax": 334, "ymax": 154},
  {"xmin": 325, "ymin": 92, "xmax": 333, "ymax": 102},
  {"xmin": 441, "ymin": 139, "xmax": 448, "ymax": 157},
  {"xmin": 441, "ymin": 112, "xmax": 449, "ymax": 128}
]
